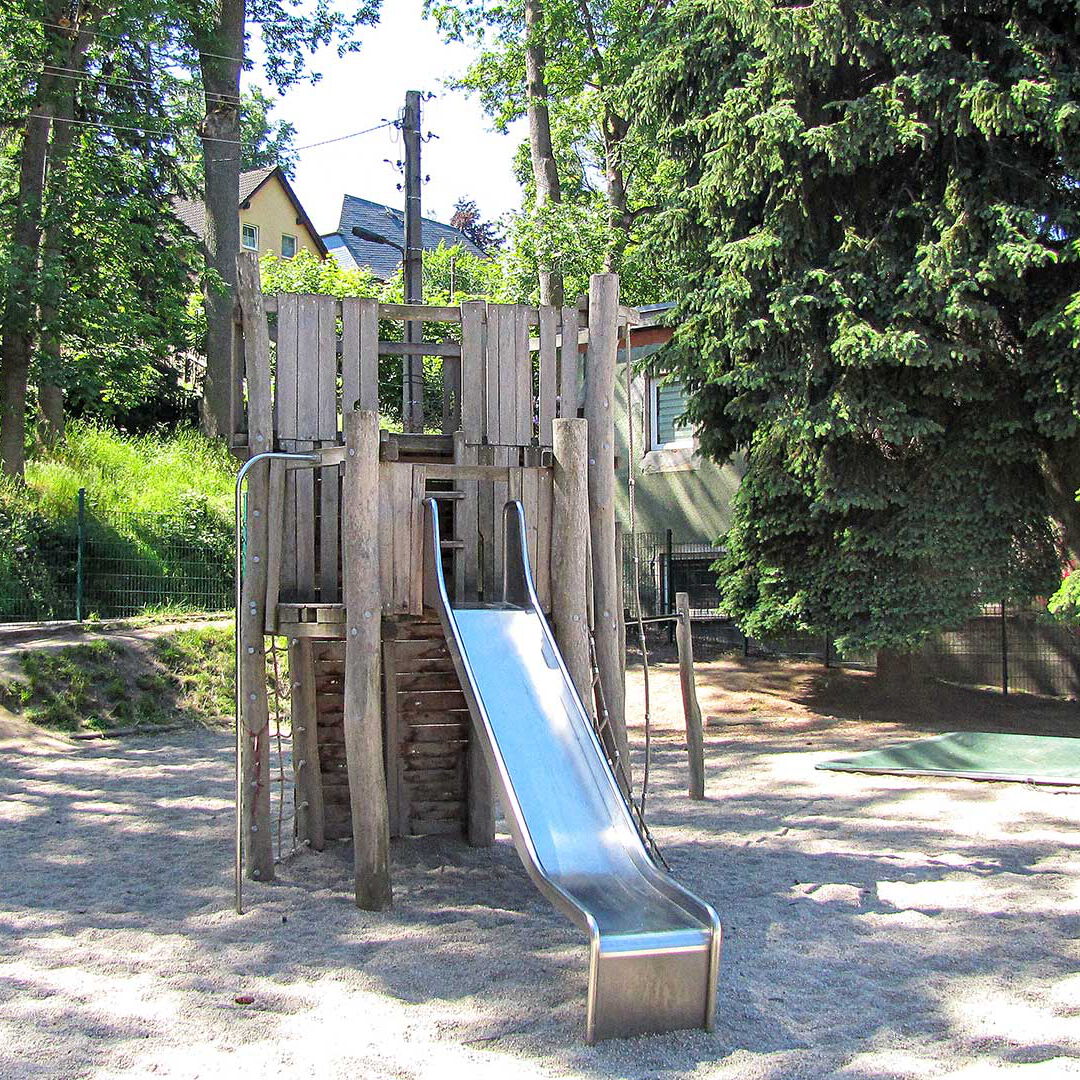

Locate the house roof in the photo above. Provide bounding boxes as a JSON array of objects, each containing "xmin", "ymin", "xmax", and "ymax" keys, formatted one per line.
[
  {"xmin": 323, "ymin": 194, "xmax": 486, "ymax": 281},
  {"xmin": 172, "ymin": 166, "xmax": 328, "ymax": 257}
]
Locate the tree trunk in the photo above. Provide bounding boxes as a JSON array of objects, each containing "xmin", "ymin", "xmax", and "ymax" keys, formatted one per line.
[
  {"xmin": 524, "ymin": 0, "xmax": 563, "ymax": 308},
  {"xmin": 601, "ymin": 106, "xmax": 631, "ymax": 274},
  {"xmin": 1042, "ymin": 438, "xmax": 1080, "ymax": 562},
  {"xmin": 196, "ymin": 0, "xmax": 245, "ymax": 440},
  {"xmin": 0, "ymin": 13, "xmax": 72, "ymax": 477},
  {"xmin": 36, "ymin": 27, "xmax": 94, "ymax": 447}
]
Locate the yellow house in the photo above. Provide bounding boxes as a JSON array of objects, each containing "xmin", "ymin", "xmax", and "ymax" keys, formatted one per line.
[{"xmin": 174, "ymin": 166, "xmax": 327, "ymax": 259}]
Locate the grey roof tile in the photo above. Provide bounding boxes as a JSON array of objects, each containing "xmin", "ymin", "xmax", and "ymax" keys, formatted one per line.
[{"xmin": 324, "ymin": 194, "xmax": 486, "ymax": 281}]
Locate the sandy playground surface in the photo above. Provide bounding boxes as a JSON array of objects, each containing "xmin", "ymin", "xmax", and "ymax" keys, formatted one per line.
[{"xmin": 2, "ymin": 652, "xmax": 1079, "ymax": 1079}]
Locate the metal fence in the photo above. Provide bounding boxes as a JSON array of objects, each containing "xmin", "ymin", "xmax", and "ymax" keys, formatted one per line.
[
  {"xmin": 620, "ymin": 530, "xmax": 873, "ymax": 666},
  {"xmin": 0, "ymin": 488, "xmax": 232, "ymax": 623},
  {"xmin": 921, "ymin": 602, "xmax": 1079, "ymax": 699}
]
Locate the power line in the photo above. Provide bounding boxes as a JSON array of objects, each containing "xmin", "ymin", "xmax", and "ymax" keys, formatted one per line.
[
  {"xmin": 293, "ymin": 119, "xmax": 396, "ymax": 152},
  {"xmin": 27, "ymin": 113, "xmax": 241, "ymax": 145},
  {"xmin": 18, "ymin": 62, "xmax": 241, "ymax": 104},
  {"xmin": 34, "ymin": 18, "xmax": 250, "ymax": 67}
]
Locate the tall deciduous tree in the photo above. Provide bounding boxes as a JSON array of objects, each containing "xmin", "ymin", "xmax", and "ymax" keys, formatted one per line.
[
  {"xmin": 638, "ymin": 0, "xmax": 1080, "ymax": 651},
  {"xmin": 190, "ymin": 0, "xmax": 381, "ymax": 439},
  {"xmin": 428, "ymin": 0, "xmax": 671, "ymax": 305}
]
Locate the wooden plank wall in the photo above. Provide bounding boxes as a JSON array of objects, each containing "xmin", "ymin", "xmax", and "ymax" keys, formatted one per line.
[
  {"xmin": 377, "ymin": 460, "xmax": 553, "ymax": 611},
  {"xmin": 261, "ymin": 296, "xmax": 578, "ymax": 611}
]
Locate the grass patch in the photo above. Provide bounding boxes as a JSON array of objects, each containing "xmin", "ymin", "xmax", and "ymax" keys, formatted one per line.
[
  {"xmin": 0, "ymin": 421, "xmax": 235, "ymax": 621},
  {"xmin": 1, "ymin": 625, "xmax": 238, "ymax": 734}
]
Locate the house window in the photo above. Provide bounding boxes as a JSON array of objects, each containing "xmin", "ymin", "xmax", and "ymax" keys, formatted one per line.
[
  {"xmin": 281, "ymin": 233, "xmax": 297, "ymax": 258},
  {"xmin": 241, "ymin": 223, "xmax": 259, "ymax": 251},
  {"xmin": 650, "ymin": 377, "xmax": 693, "ymax": 449}
]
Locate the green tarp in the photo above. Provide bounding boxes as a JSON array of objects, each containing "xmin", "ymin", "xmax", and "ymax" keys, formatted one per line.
[{"xmin": 817, "ymin": 731, "xmax": 1080, "ymax": 785}]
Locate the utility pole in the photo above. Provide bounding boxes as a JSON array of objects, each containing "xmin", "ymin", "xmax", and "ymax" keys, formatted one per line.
[{"xmin": 403, "ymin": 90, "xmax": 424, "ymax": 432}]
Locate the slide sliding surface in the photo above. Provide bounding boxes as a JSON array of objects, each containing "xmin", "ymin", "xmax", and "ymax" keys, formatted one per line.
[{"xmin": 422, "ymin": 499, "xmax": 721, "ymax": 1043}]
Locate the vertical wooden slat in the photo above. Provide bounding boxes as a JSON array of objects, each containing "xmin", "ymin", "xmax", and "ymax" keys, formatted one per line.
[
  {"xmin": 341, "ymin": 297, "xmax": 361, "ymax": 419},
  {"xmin": 275, "ymin": 293, "xmax": 299, "ymax": 439},
  {"xmin": 559, "ymin": 305, "xmax": 580, "ymax": 418},
  {"xmin": 342, "ymin": 409, "xmax": 391, "ymax": 910},
  {"xmin": 296, "ymin": 469, "xmax": 316, "ymax": 598},
  {"xmin": 281, "ymin": 470, "xmax": 298, "ymax": 601},
  {"xmin": 317, "ymin": 296, "xmax": 337, "ymax": 438},
  {"xmin": 461, "ymin": 301, "xmax": 485, "ymax": 441},
  {"xmin": 378, "ymin": 461, "xmax": 395, "ymax": 611},
  {"xmin": 441, "ymin": 355, "xmax": 461, "ymax": 434},
  {"xmin": 320, "ymin": 465, "xmax": 340, "ymax": 602},
  {"xmin": 264, "ymin": 460, "xmax": 286, "ymax": 633},
  {"xmin": 493, "ymin": 449, "xmax": 509, "ymax": 595},
  {"xmin": 318, "ymin": 297, "xmax": 339, "ymax": 602},
  {"xmin": 516, "ymin": 304, "xmax": 533, "ymax": 445},
  {"xmin": 499, "ymin": 305, "xmax": 517, "ymax": 445},
  {"xmin": 452, "ymin": 431, "xmax": 468, "ymax": 601},
  {"xmin": 358, "ymin": 297, "xmax": 380, "ymax": 412},
  {"xmin": 237, "ymin": 253, "xmax": 274, "ymax": 881},
  {"xmin": 393, "ymin": 464, "xmax": 413, "ymax": 613},
  {"xmin": 478, "ymin": 446, "xmax": 494, "ymax": 603},
  {"xmin": 535, "ymin": 465, "xmax": 553, "ymax": 611},
  {"xmin": 519, "ymin": 466, "xmax": 539, "ymax": 578},
  {"xmin": 410, "ymin": 465, "xmax": 427, "ymax": 616},
  {"xmin": 538, "ymin": 305, "xmax": 558, "ymax": 446},
  {"xmin": 484, "ymin": 304, "xmax": 502, "ymax": 444},
  {"xmin": 297, "ymin": 295, "xmax": 320, "ymax": 441},
  {"xmin": 291, "ymin": 638, "xmax": 325, "ymax": 850}
]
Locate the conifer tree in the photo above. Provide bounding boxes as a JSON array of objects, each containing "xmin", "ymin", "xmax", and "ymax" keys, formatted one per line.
[{"xmin": 639, "ymin": 0, "xmax": 1080, "ymax": 650}]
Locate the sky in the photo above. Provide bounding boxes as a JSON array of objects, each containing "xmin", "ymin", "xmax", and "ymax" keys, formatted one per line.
[{"xmin": 247, "ymin": 0, "xmax": 524, "ymax": 236}]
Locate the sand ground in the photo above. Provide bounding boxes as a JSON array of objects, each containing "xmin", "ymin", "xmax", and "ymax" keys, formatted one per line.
[{"xmin": 2, "ymin": 654, "xmax": 1079, "ymax": 1079}]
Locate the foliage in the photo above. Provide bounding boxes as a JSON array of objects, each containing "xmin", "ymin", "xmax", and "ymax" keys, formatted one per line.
[
  {"xmin": 426, "ymin": 0, "xmax": 676, "ymax": 304},
  {"xmin": 173, "ymin": 85, "xmax": 300, "ymax": 188},
  {"xmin": 450, "ymin": 196, "xmax": 503, "ymax": 252},
  {"xmin": 637, "ymin": 0, "xmax": 1080, "ymax": 651}
]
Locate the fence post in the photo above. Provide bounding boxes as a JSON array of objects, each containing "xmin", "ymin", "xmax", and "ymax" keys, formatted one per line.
[
  {"xmin": 76, "ymin": 488, "xmax": 85, "ymax": 622},
  {"xmin": 665, "ymin": 528, "xmax": 674, "ymax": 645},
  {"xmin": 1001, "ymin": 600, "xmax": 1009, "ymax": 696}
]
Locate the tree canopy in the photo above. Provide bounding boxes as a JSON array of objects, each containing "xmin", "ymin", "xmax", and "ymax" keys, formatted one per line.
[{"xmin": 637, "ymin": 0, "xmax": 1080, "ymax": 650}]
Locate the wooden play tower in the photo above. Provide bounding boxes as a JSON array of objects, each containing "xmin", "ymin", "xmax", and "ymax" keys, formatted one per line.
[{"xmin": 231, "ymin": 254, "xmax": 635, "ymax": 907}]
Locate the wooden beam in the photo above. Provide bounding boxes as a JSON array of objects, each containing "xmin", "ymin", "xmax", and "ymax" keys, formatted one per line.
[
  {"xmin": 342, "ymin": 409, "xmax": 392, "ymax": 910},
  {"xmin": 675, "ymin": 592, "xmax": 706, "ymax": 800},
  {"xmin": 236, "ymin": 252, "xmax": 274, "ymax": 881},
  {"xmin": 584, "ymin": 273, "xmax": 628, "ymax": 781},
  {"xmin": 378, "ymin": 340, "xmax": 461, "ymax": 358},
  {"xmin": 290, "ymin": 638, "xmax": 326, "ymax": 848},
  {"xmin": 551, "ymin": 418, "xmax": 593, "ymax": 717}
]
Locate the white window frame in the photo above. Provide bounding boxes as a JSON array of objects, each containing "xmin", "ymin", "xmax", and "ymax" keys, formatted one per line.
[
  {"xmin": 280, "ymin": 233, "xmax": 297, "ymax": 258},
  {"xmin": 649, "ymin": 375, "xmax": 694, "ymax": 452},
  {"xmin": 241, "ymin": 223, "xmax": 259, "ymax": 251}
]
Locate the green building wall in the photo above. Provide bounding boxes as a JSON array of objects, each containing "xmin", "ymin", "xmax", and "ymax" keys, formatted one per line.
[{"xmin": 613, "ymin": 341, "xmax": 745, "ymax": 544}]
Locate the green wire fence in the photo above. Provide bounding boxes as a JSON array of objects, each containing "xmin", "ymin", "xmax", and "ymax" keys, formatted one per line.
[{"xmin": 0, "ymin": 488, "xmax": 232, "ymax": 623}]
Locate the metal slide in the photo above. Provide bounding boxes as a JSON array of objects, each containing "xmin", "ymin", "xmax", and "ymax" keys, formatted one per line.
[{"xmin": 422, "ymin": 499, "xmax": 721, "ymax": 1043}]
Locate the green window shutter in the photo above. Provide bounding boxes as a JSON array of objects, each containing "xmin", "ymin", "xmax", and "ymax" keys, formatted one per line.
[{"xmin": 655, "ymin": 381, "xmax": 691, "ymax": 445}]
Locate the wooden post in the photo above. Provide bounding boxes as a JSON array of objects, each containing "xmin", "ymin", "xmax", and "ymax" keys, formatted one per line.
[
  {"xmin": 552, "ymin": 418, "xmax": 593, "ymax": 717},
  {"xmin": 584, "ymin": 273, "xmax": 628, "ymax": 778},
  {"xmin": 237, "ymin": 252, "xmax": 274, "ymax": 881},
  {"xmin": 290, "ymin": 637, "xmax": 325, "ymax": 850},
  {"xmin": 675, "ymin": 592, "xmax": 705, "ymax": 800},
  {"xmin": 342, "ymin": 409, "xmax": 392, "ymax": 910}
]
